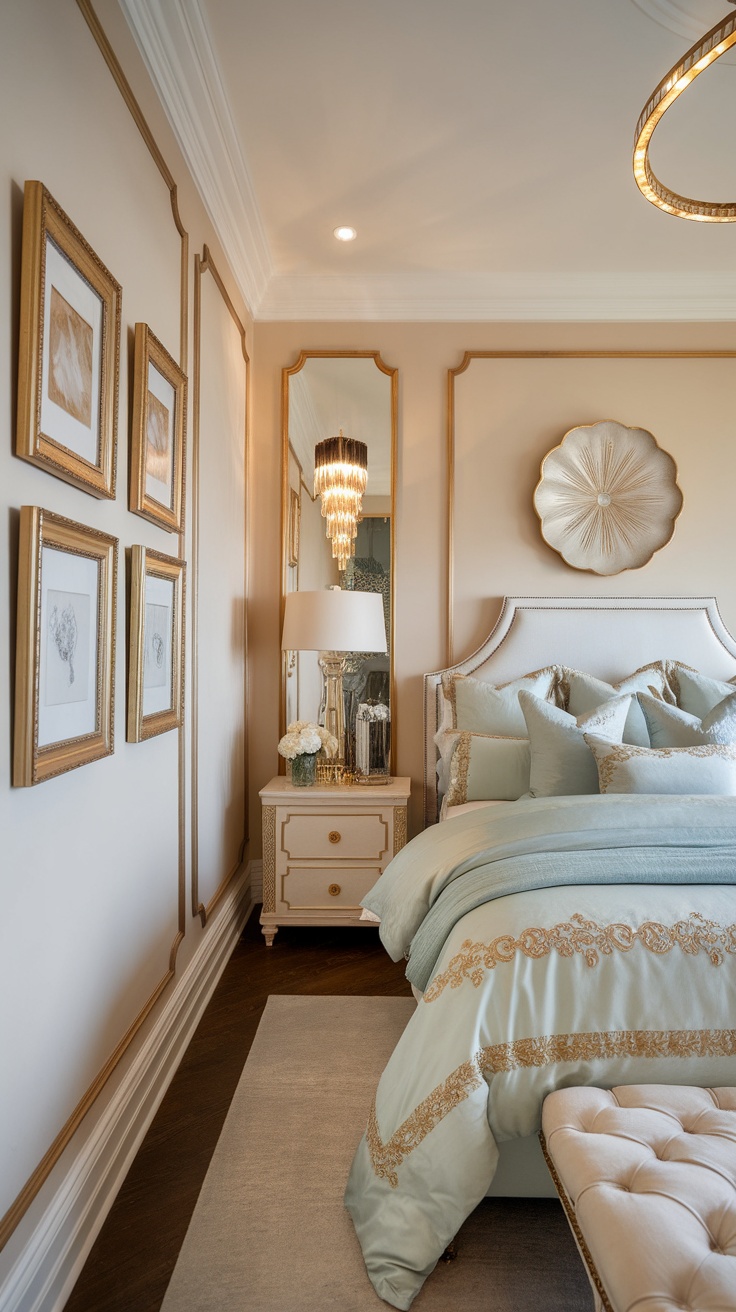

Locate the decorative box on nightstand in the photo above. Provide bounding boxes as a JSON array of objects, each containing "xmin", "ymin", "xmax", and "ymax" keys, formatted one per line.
[{"xmin": 259, "ymin": 775, "xmax": 411, "ymax": 945}]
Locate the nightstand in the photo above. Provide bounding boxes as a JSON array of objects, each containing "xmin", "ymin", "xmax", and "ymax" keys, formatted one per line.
[{"xmin": 259, "ymin": 775, "xmax": 411, "ymax": 945}]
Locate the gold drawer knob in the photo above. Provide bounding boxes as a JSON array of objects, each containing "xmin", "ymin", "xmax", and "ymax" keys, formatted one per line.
[
  {"xmin": 328, "ymin": 883, "xmax": 341, "ymax": 897},
  {"xmin": 328, "ymin": 830, "xmax": 341, "ymax": 844}
]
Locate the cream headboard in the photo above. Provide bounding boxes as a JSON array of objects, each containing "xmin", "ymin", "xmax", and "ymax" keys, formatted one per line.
[{"xmin": 423, "ymin": 596, "xmax": 736, "ymax": 827}]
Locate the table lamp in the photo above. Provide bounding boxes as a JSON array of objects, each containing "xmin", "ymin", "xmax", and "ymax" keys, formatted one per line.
[{"xmin": 281, "ymin": 587, "xmax": 387, "ymax": 769}]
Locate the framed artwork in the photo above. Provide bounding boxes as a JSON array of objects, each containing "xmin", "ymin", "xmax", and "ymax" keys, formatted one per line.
[
  {"xmin": 16, "ymin": 181, "xmax": 121, "ymax": 499},
  {"xmin": 14, "ymin": 507, "xmax": 117, "ymax": 786},
  {"xmin": 127, "ymin": 546, "xmax": 185, "ymax": 742},
  {"xmin": 288, "ymin": 486, "xmax": 301, "ymax": 567},
  {"xmin": 130, "ymin": 324, "xmax": 187, "ymax": 533}
]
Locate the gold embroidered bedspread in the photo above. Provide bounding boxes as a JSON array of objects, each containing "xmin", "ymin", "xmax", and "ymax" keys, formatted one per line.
[{"xmin": 345, "ymin": 797, "xmax": 736, "ymax": 1309}]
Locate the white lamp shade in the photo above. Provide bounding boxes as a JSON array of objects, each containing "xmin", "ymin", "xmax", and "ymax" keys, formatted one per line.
[{"xmin": 281, "ymin": 589, "xmax": 387, "ymax": 653}]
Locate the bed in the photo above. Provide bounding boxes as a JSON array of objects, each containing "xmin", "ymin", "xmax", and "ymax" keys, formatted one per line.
[{"xmin": 344, "ymin": 597, "xmax": 736, "ymax": 1310}]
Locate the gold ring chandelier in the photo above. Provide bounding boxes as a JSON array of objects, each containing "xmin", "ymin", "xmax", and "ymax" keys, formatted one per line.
[{"xmin": 633, "ymin": 6, "xmax": 736, "ymax": 220}]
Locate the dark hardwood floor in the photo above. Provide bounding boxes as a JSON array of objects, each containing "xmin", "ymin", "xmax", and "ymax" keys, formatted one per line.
[{"xmin": 65, "ymin": 910, "xmax": 411, "ymax": 1312}]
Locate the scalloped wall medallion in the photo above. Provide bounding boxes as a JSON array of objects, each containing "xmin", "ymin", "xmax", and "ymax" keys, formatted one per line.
[{"xmin": 533, "ymin": 420, "xmax": 683, "ymax": 575}]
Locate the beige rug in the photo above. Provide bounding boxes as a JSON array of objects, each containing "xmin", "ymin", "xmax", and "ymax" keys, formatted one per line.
[{"xmin": 161, "ymin": 995, "xmax": 592, "ymax": 1311}]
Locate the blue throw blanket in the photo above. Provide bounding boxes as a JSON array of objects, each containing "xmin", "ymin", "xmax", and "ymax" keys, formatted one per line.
[{"xmin": 361, "ymin": 794, "xmax": 736, "ymax": 990}]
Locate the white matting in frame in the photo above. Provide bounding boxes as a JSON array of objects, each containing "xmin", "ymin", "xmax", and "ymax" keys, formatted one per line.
[
  {"xmin": 127, "ymin": 545, "xmax": 185, "ymax": 742},
  {"xmin": 14, "ymin": 507, "xmax": 117, "ymax": 786},
  {"xmin": 16, "ymin": 182, "xmax": 120, "ymax": 499}
]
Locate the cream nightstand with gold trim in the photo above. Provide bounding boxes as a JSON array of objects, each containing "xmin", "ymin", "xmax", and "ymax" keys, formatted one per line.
[{"xmin": 259, "ymin": 776, "xmax": 411, "ymax": 945}]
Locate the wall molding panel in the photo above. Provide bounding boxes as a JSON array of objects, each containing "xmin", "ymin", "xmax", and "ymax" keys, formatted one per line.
[
  {"xmin": 191, "ymin": 246, "xmax": 249, "ymax": 926},
  {"xmin": 0, "ymin": 874, "xmax": 252, "ymax": 1312}
]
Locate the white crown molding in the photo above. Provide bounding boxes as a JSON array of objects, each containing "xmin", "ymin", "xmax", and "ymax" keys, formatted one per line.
[
  {"xmin": 118, "ymin": 0, "xmax": 272, "ymax": 316},
  {"xmin": 256, "ymin": 270, "xmax": 736, "ymax": 322}
]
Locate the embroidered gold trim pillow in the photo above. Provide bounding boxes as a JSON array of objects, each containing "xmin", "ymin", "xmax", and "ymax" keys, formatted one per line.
[
  {"xmin": 445, "ymin": 733, "xmax": 531, "ymax": 806},
  {"xmin": 519, "ymin": 691, "xmax": 632, "ymax": 797},
  {"xmin": 558, "ymin": 662, "xmax": 673, "ymax": 746},
  {"xmin": 665, "ymin": 662, "xmax": 736, "ymax": 719},
  {"xmin": 638, "ymin": 689, "xmax": 736, "ymax": 748},
  {"xmin": 438, "ymin": 666, "xmax": 561, "ymax": 736},
  {"xmin": 584, "ymin": 734, "xmax": 736, "ymax": 795}
]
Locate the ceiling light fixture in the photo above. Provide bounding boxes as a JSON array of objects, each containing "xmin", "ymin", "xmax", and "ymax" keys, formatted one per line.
[
  {"xmin": 314, "ymin": 431, "xmax": 368, "ymax": 571},
  {"xmin": 633, "ymin": 4, "xmax": 736, "ymax": 220},
  {"xmin": 333, "ymin": 225, "xmax": 357, "ymax": 241}
]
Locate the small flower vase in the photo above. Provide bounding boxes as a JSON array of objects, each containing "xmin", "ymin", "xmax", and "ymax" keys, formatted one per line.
[{"xmin": 291, "ymin": 751, "xmax": 317, "ymax": 787}]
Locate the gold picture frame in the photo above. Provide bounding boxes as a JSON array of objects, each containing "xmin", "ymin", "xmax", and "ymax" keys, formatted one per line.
[
  {"xmin": 16, "ymin": 181, "xmax": 121, "ymax": 498},
  {"xmin": 14, "ymin": 507, "xmax": 117, "ymax": 786},
  {"xmin": 130, "ymin": 323, "xmax": 187, "ymax": 532},
  {"xmin": 127, "ymin": 545, "xmax": 185, "ymax": 742},
  {"xmin": 288, "ymin": 486, "xmax": 301, "ymax": 567}
]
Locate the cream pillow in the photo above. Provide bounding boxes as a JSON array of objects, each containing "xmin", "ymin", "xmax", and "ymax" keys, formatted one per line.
[
  {"xmin": 585, "ymin": 734, "xmax": 736, "ymax": 796},
  {"xmin": 559, "ymin": 662, "xmax": 673, "ymax": 747},
  {"xmin": 666, "ymin": 663, "xmax": 736, "ymax": 719},
  {"xmin": 519, "ymin": 691, "xmax": 631, "ymax": 797},
  {"xmin": 445, "ymin": 733, "xmax": 531, "ymax": 806},
  {"xmin": 637, "ymin": 689, "xmax": 736, "ymax": 748}
]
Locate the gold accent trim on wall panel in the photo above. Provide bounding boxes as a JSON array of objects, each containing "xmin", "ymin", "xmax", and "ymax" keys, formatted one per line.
[
  {"xmin": 447, "ymin": 350, "xmax": 736, "ymax": 664},
  {"xmin": 0, "ymin": 1, "xmax": 191, "ymax": 1255},
  {"xmin": 192, "ymin": 246, "xmax": 249, "ymax": 927}
]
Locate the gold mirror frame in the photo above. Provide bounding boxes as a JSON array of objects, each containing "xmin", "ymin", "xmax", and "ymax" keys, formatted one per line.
[{"xmin": 280, "ymin": 350, "xmax": 398, "ymax": 772}]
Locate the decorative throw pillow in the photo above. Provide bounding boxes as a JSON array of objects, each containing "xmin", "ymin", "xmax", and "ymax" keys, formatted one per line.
[
  {"xmin": 439, "ymin": 666, "xmax": 561, "ymax": 735},
  {"xmin": 666, "ymin": 663, "xmax": 736, "ymax": 720},
  {"xmin": 519, "ymin": 690, "xmax": 631, "ymax": 797},
  {"xmin": 445, "ymin": 733, "xmax": 531, "ymax": 806},
  {"xmin": 558, "ymin": 662, "xmax": 673, "ymax": 747},
  {"xmin": 435, "ymin": 666, "xmax": 560, "ymax": 793},
  {"xmin": 585, "ymin": 734, "xmax": 736, "ymax": 796},
  {"xmin": 637, "ymin": 689, "xmax": 736, "ymax": 748}
]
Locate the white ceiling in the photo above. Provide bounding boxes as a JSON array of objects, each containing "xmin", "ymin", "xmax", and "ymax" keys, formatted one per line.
[{"xmin": 119, "ymin": 0, "xmax": 736, "ymax": 320}]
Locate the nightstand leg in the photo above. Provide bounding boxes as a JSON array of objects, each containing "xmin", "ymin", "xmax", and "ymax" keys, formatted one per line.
[{"xmin": 262, "ymin": 924, "xmax": 278, "ymax": 947}]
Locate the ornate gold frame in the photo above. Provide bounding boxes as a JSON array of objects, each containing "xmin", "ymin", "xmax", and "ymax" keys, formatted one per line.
[
  {"xmin": 129, "ymin": 323, "xmax": 187, "ymax": 532},
  {"xmin": 14, "ymin": 506, "xmax": 117, "ymax": 786},
  {"xmin": 16, "ymin": 181, "xmax": 121, "ymax": 498},
  {"xmin": 127, "ymin": 546, "xmax": 185, "ymax": 742}
]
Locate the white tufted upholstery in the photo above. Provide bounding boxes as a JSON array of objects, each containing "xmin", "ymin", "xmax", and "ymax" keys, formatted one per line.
[{"xmin": 541, "ymin": 1085, "xmax": 736, "ymax": 1312}]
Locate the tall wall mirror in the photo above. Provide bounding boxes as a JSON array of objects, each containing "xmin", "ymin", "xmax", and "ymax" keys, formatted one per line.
[{"xmin": 281, "ymin": 351, "xmax": 397, "ymax": 773}]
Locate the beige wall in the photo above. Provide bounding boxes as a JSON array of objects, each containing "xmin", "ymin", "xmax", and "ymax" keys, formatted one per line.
[
  {"xmin": 0, "ymin": 0, "xmax": 251, "ymax": 1269},
  {"xmin": 252, "ymin": 323, "xmax": 736, "ymax": 840}
]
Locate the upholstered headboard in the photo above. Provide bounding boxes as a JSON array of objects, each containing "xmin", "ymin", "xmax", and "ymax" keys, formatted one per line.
[{"xmin": 423, "ymin": 597, "xmax": 736, "ymax": 827}]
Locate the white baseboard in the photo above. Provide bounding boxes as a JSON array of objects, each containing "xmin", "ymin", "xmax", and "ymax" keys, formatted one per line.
[{"xmin": 0, "ymin": 862, "xmax": 256, "ymax": 1312}]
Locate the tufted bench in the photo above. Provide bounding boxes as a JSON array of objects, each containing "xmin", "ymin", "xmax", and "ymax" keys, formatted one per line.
[{"xmin": 540, "ymin": 1085, "xmax": 736, "ymax": 1312}]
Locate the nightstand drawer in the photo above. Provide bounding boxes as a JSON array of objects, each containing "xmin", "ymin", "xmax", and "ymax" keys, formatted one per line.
[
  {"xmin": 280, "ymin": 810, "xmax": 390, "ymax": 862},
  {"xmin": 281, "ymin": 865, "xmax": 380, "ymax": 909}
]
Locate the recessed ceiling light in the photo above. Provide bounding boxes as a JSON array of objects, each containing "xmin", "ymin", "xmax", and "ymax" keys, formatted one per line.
[{"xmin": 334, "ymin": 226, "xmax": 357, "ymax": 242}]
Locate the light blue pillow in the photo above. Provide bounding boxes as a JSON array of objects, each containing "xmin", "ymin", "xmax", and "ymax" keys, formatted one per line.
[
  {"xmin": 559, "ymin": 662, "xmax": 672, "ymax": 747},
  {"xmin": 638, "ymin": 689, "xmax": 736, "ymax": 748},
  {"xmin": 445, "ymin": 733, "xmax": 531, "ymax": 805},
  {"xmin": 666, "ymin": 664, "xmax": 736, "ymax": 719},
  {"xmin": 519, "ymin": 690, "xmax": 631, "ymax": 797},
  {"xmin": 585, "ymin": 734, "xmax": 736, "ymax": 796}
]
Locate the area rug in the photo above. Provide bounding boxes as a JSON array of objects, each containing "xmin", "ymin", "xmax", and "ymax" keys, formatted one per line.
[{"xmin": 160, "ymin": 995, "xmax": 592, "ymax": 1311}]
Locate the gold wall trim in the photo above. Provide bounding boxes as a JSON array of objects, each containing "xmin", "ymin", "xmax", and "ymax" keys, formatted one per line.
[
  {"xmin": 0, "ymin": 1, "xmax": 191, "ymax": 1254},
  {"xmin": 447, "ymin": 350, "xmax": 736, "ymax": 663},
  {"xmin": 192, "ymin": 245, "xmax": 249, "ymax": 927}
]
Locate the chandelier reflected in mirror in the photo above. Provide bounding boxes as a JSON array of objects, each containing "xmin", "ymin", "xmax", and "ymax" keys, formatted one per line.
[
  {"xmin": 633, "ymin": 4, "xmax": 736, "ymax": 220},
  {"xmin": 314, "ymin": 431, "xmax": 368, "ymax": 570}
]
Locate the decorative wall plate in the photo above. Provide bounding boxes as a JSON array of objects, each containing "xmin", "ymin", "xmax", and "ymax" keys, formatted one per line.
[{"xmin": 533, "ymin": 420, "xmax": 682, "ymax": 575}]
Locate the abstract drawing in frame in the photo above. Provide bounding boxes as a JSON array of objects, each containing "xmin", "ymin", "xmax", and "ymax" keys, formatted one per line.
[
  {"xmin": 127, "ymin": 546, "xmax": 185, "ymax": 742},
  {"xmin": 130, "ymin": 324, "xmax": 187, "ymax": 533},
  {"xmin": 16, "ymin": 182, "xmax": 121, "ymax": 498},
  {"xmin": 14, "ymin": 507, "xmax": 117, "ymax": 786}
]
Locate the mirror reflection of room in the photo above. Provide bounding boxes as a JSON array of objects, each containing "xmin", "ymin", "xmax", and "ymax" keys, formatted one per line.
[{"xmin": 284, "ymin": 353, "xmax": 394, "ymax": 772}]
